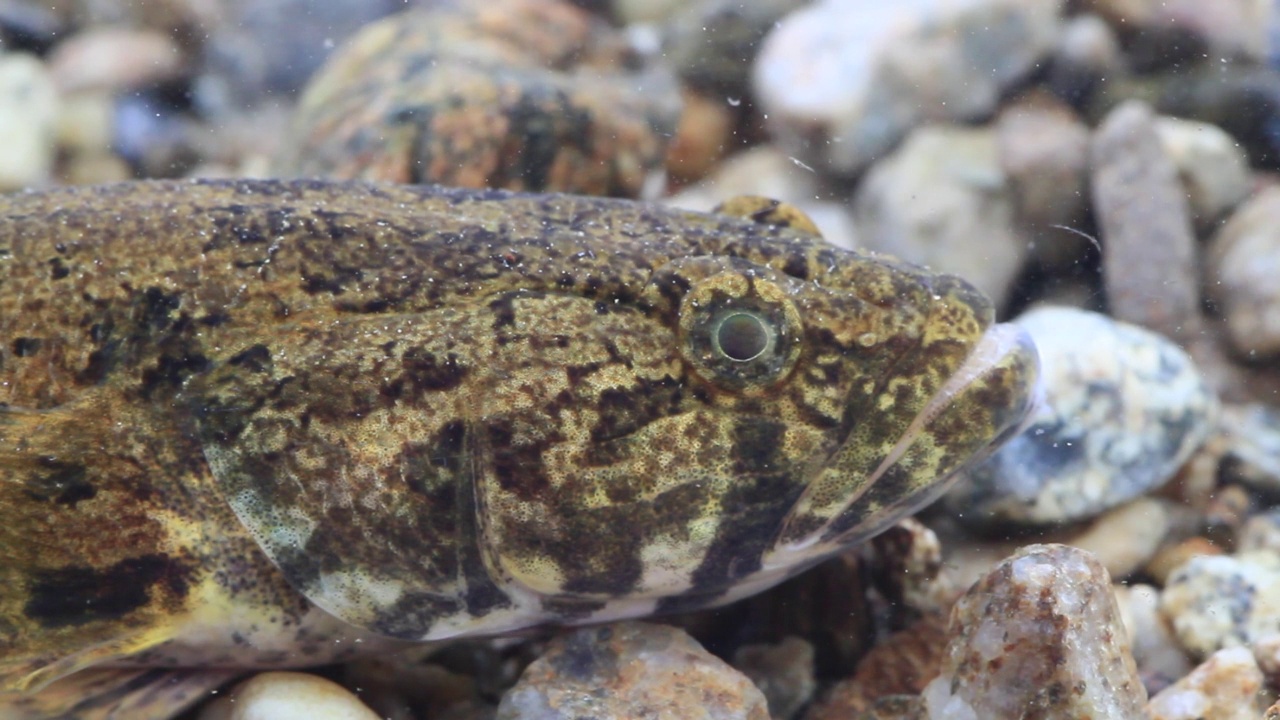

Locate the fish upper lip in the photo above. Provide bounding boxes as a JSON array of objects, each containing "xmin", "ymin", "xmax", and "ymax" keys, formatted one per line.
[{"xmin": 859, "ymin": 322, "xmax": 1038, "ymax": 491}]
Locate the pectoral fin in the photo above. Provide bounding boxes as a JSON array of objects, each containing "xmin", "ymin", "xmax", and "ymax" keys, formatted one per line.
[
  {"xmin": 0, "ymin": 399, "xmax": 200, "ymax": 692},
  {"xmin": 0, "ymin": 667, "xmax": 240, "ymax": 720}
]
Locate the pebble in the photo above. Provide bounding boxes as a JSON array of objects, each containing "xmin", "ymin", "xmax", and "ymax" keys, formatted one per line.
[
  {"xmin": 45, "ymin": 27, "xmax": 186, "ymax": 93},
  {"xmin": 731, "ymin": 636, "xmax": 815, "ymax": 720},
  {"xmin": 496, "ymin": 622, "xmax": 769, "ymax": 720},
  {"xmin": 861, "ymin": 518, "xmax": 957, "ymax": 617},
  {"xmin": 1206, "ymin": 186, "xmax": 1280, "ymax": 360},
  {"xmin": 1145, "ymin": 647, "xmax": 1264, "ymax": 720},
  {"xmin": 274, "ymin": 0, "xmax": 680, "ymax": 197},
  {"xmin": 920, "ymin": 544, "xmax": 1147, "ymax": 719},
  {"xmin": 197, "ymin": 671, "xmax": 380, "ymax": 720},
  {"xmin": 0, "ymin": 1, "xmax": 64, "ymax": 54},
  {"xmin": 664, "ymin": 86, "xmax": 735, "ymax": 184},
  {"xmin": 753, "ymin": 0, "xmax": 1062, "ymax": 176},
  {"xmin": 1046, "ymin": 13, "xmax": 1124, "ymax": 105},
  {"xmin": 1252, "ymin": 632, "xmax": 1280, "ymax": 680},
  {"xmin": 805, "ymin": 615, "xmax": 946, "ymax": 719},
  {"xmin": 851, "ymin": 124, "xmax": 1026, "ymax": 308},
  {"xmin": 947, "ymin": 306, "xmax": 1217, "ymax": 526},
  {"xmin": 666, "ymin": 145, "xmax": 859, "ymax": 250},
  {"xmin": 1113, "ymin": 584, "xmax": 1195, "ymax": 691},
  {"xmin": 1080, "ymin": 0, "xmax": 1271, "ymax": 65},
  {"xmin": 661, "ymin": 0, "xmax": 806, "ymax": 97},
  {"xmin": 994, "ymin": 91, "xmax": 1091, "ymax": 269},
  {"xmin": 1240, "ymin": 509, "xmax": 1280, "ymax": 554},
  {"xmin": 1061, "ymin": 497, "xmax": 1173, "ymax": 580},
  {"xmin": 1161, "ymin": 550, "xmax": 1280, "ymax": 658},
  {"xmin": 0, "ymin": 52, "xmax": 57, "ymax": 190},
  {"xmin": 1216, "ymin": 404, "xmax": 1280, "ymax": 494},
  {"xmin": 1155, "ymin": 117, "xmax": 1252, "ymax": 235},
  {"xmin": 197, "ymin": 0, "xmax": 403, "ymax": 109},
  {"xmin": 1146, "ymin": 537, "xmax": 1224, "ymax": 587},
  {"xmin": 1140, "ymin": 63, "xmax": 1280, "ymax": 171},
  {"xmin": 1090, "ymin": 100, "xmax": 1201, "ymax": 342}
]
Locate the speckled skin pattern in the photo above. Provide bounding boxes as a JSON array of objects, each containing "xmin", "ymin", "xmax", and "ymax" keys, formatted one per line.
[
  {"xmin": 0, "ymin": 179, "xmax": 1037, "ymax": 699},
  {"xmin": 273, "ymin": 0, "xmax": 680, "ymax": 196}
]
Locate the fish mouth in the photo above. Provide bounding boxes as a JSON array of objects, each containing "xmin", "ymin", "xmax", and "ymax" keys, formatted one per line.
[
  {"xmin": 765, "ymin": 320, "xmax": 1041, "ymax": 563},
  {"xmin": 857, "ymin": 322, "xmax": 1041, "ymax": 495}
]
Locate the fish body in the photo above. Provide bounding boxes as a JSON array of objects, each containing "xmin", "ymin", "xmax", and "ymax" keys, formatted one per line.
[{"xmin": 0, "ymin": 179, "xmax": 1038, "ymax": 716}]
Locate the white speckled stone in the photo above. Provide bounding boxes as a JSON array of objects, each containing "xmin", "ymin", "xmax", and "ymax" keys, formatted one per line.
[
  {"xmin": 1161, "ymin": 550, "xmax": 1280, "ymax": 658},
  {"xmin": 852, "ymin": 125, "xmax": 1026, "ymax": 308},
  {"xmin": 753, "ymin": 0, "xmax": 1062, "ymax": 175},
  {"xmin": 198, "ymin": 671, "xmax": 380, "ymax": 720},
  {"xmin": 947, "ymin": 306, "xmax": 1218, "ymax": 526},
  {"xmin": 1145, "ymin": 647, "xmax": 1264, "ymax": 720},
  {"xmin": 922, "ymin": 544, "xmax": 1147, "ymax": 719}
]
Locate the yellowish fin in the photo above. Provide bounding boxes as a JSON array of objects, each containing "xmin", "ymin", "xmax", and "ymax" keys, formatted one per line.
[{"xmin": 0, "ymin": 667, "xmax": 240, "ymax": 720}]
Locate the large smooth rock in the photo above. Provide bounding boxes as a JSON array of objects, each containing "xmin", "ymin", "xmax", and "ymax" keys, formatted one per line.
[{"xmin": 948, "ymin": 306, "xmax": 1217, "ymax": 526}]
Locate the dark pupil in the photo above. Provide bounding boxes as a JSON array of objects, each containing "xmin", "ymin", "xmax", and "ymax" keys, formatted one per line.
[{"xmin": 716, "ymin": 312, "xmax": 770, "ymax": 362}]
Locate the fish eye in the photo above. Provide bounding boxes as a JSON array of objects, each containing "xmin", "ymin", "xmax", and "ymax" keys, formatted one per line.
[
  {"xmin": 678, "ymin": 271, "xmax": 803, "ymax": 391},
  {"xmin": 713, "ymin": 311, "xmax": 774, "ymax": 362}
]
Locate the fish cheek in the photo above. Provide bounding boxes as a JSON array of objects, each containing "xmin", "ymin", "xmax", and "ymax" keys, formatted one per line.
[
  {"xmin": 477, "ymin": 408, "xmax": 820, "ymax": 603},
  {"xmin": 188, "ymin": 312, "xmax": 501, "ymax": 640}
]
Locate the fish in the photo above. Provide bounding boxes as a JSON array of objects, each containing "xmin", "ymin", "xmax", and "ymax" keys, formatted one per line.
[{"xmin": 0, "ymin": 179, "xmax": 1039, "ymax": 718}]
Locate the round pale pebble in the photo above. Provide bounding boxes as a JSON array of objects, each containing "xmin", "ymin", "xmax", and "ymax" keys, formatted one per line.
[
  {"xmin": 1145, "ymin": 647, "xmax": 1264, "ymax": 720},
  {"xmin": 1252, "ymin": 633, "xmax": 1280, "ymax": 679},
  {"xmin": 995, "ymin": 91, "xmax": 1092, "ymax": 270},
  {"xmin": 1161, "ymin": 550, "xmax": 1280, "ymax": 658},
  {"xmin": 1145, "ymin": 537, "xmax": 1223, "ymax": 587},
  {"xmin": 1060, "ymin": 497, "xmax": 1173, "ymax": 580},
  {"xmin": 1155, "ymin": 117, "xmax": 1251, "ymax": 234},
  {"xmin": 1207, "ymin": 187, "xmax": 1280, "ymax": 360},
  {"xmin": 1112, "ymin": 584, "xmax": 1194, "ymax": 686},
  {"xmin": 1240, "ymin": 509, "xmax": 1280, "ymax": 554},
  {"xmin": 0, "ymin": 52, "xmax": 58, "ymax": 190},
  {"xmin": 206, "ymin": 672, "xmax": 380, "ymax": 720},
  {"xmin": 921, "ymin": 544, "xmax": 1147, "ymax": 719},
  {"xmin": 947, "ymin": 306, "xmax": 1217, "ymax": 526},
  {"xmin": 46, "ymin": 27, "xmax": 186, "ymax": 94},
  {"xmin": 852, "ymin": 124, "xmax": 1027, "ymax": 308}
]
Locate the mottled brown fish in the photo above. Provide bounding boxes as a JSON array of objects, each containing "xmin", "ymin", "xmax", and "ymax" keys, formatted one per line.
[{"xmin": 0, "ymin": 179, "xmax": 1038, "ymax": 718}]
